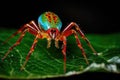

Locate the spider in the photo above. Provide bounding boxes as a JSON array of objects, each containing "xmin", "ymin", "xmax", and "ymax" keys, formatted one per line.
[{"xmin": 2, "ymin": 11, "xmax": 97, "ymax": 73}]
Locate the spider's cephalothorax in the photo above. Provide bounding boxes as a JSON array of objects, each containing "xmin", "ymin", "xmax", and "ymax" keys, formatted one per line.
[
  {"xmin": 38, "ymin": 12, "xmax": 62, "ymax": 40},
  {"xmin": 2, "ymin": 11, "xmax": 97, "ymax": 73},
  {"xmin": 38, "ymin": 12, "xmax": 62, "ymax": 31}
]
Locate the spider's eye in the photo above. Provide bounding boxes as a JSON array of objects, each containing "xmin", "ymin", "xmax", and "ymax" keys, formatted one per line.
[{"xmin": 51, "ymin": 29, "xmax": 56, "ymax": 33}]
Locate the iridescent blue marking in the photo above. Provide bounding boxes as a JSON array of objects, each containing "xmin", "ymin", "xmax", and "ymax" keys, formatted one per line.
[{"xmin": 38, "ymin": 12, "xmax": 62, "ymax": 31}]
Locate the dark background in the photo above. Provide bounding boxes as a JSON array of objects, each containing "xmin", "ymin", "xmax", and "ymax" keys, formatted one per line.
[{"xmin": 0, "ymin": 0, "xmax": 119, "ymax": 34}]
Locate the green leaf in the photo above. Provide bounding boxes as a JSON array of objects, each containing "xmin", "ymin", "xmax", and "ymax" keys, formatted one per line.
[{"xmin": 0, "ymin": 28, "xmax": 120, "ymax": 79}]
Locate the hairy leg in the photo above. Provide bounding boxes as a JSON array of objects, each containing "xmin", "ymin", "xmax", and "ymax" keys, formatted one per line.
[
  {"xmin": 2, "ymin": 25, "xmax": 26, "ymax": 44},
  {"xmin": 20, "ymin": 35, "xmax": 39, "ymax": 70},
  {"xmin": 60, "ymin": 36, "xmax": 67, "ymax": 73},
  {"xmin": 62, "ymin": 22, "xmax": 97, "ymax": 55},
  {"xmin": 2, "ymin": 29, "xmax": 27, "ymax": 61},
  {"xmin": 62, "ymin": 29, "xmax": 89, "ymax": 64},
  {"xmin": 72, "ymin": 30, "xmax": 89, "ymax": 64},
  {"xmin": 2, "ymin": 23, "xmax": 40, "ymax": 61},
  {"xmin": 3, "ymin": 20, "xmax": 40, "ymax": 44}
]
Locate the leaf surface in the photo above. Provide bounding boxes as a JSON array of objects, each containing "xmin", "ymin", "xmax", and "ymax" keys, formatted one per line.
[{"xmin": 0, "ymin": 28, "xmax": 120, "ymax": 79}]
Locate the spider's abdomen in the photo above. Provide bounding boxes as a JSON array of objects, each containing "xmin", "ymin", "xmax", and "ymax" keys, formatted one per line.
[{"xmin": 38, "ymin": 11, "xmax": 62, "ymax": 31}]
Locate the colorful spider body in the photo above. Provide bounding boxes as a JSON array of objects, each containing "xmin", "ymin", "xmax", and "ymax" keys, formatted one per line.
[
  {"xmin": 2, "ymin": 11, "xmax": 97, "ymax": 73},
  {"xmin": 38, "ymin": 12, "xmax": 62, "ymax": 39},
  {"xmin": 38, "ymin": 12, "xmax": 62, "ymax": 31}
]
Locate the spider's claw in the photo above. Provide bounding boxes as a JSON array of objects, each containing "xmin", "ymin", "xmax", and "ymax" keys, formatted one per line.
[
  {"xmin": 55, "ymin": 46, "xmax": 59, "ymax": 49},
  {"xmin": 55, "ymin": 44, "xmax": 59, "ymax": 49},
  {"xmin": 92, "ymin": 50, "xmax": 98, "ymax": 56},
  {"xmin": 2, "ymin": 49, "xmax": 12, "ymax": 62},
  {"xmin": 20, "ymin": 66, "xmax": 24, "ymax": 71},
  {"xmin": 20, "ymin": 67, "xmax": 23, "ymax": 71},
  {"xmin": 47, "ymin": 45, "xmax": 50, "ymax": 48},
  {"xmin": 1, "ymin": 58, "xmax": 4, "ymax": 61},
  {"xmin": 47, "ymin": 38, "xmax": 51, "ymax": 48},
  {"xmin": 21, "ymin": 61, "xmax": 27, "ymax": 70},
  {"xmin": 95, "ymin": 53, "xmax": 98, "ymax": 56},
  {"xmin": 55, "ymin": 40, "xmax": 59, "ymax": 49}
]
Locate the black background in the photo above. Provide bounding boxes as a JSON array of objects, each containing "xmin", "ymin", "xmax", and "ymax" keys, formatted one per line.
[{"xmin": 0, "ymin": 0, "xmax": 119, "ymax": 34}]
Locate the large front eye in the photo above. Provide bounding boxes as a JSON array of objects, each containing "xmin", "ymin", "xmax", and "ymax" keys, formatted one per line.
[{"xmin": 51, "ymin": 29, "xmax": 56, "ymax": 33}]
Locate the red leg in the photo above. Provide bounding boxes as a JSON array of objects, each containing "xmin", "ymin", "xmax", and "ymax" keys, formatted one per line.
[
  {"xmin": 2, "ymin": 23, "xmax": 40, "ymax": 61},
  {"xmin": 62, "ymin": 22, "xmax": 97, "ymax": 55},
  {"xmin": 29, "ymin": 20, "xmax": 41, "ymax": 31},
  {"xmin": 2, "ymin": 29, "xmax": 27, "ymax": 61},
  {"xmin": 60, "ymin": 36, "xmax": 67, "ymax": 73},
  {"xmin": 2, "ymin": 25, "xmax": 26, "ymax": 44},
  {"xmin": 3, "ymin": 21, "xmax": 40, "ymax": 44},
  {"xmin": 62, "ymin": 30, "xmax": 89, "ymax": 64},
  {"xmin": 72, "ymin": 30, "xmax": 89, "ymax": 64},
  {"xmin": 20, "ymin": 35, "xmax": 39, "ymax": 70}
]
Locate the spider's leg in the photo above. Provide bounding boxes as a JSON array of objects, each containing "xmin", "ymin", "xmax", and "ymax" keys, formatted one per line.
[
  {"xmin": 2, "ymin": 23, "xmax": 39, "ymax": 61},
  {"xmin": 60, "ymin": 36, "xmax": 67, "ymax": 73},
  {"xmin": 2, "ymin": 20, "xmax": 41, "ymax": 44},
  {"xmin": 20, "ymin": 35, "xmax": 39, "ymax": 70},
  {"xmin": 29, "ymin": 20, "xmax": 41, "ymax": 31},
  {"xmin": 2, "ymin": 25, "xmax": 26, "ymax": 44},
  {"xmin": 62, "ymin": 30, "xmax": 89, "ymax": 64},
  {"xmin": 2, "ymin": 29, "xmax": 27, "ymax": 61},
  {"xmin": 62, "ymin": 22, "xmax": 97, "ymax": 55}
]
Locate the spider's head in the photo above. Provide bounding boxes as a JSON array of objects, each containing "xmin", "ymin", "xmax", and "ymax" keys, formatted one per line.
[{"xmin": 46, "ymin": 28, "xmax": 60, "ymax": 39}]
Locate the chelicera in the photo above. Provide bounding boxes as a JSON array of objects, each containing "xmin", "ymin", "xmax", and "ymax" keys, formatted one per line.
[{"xmin": 2, "ymin": 11, "xmax": 97, "ymax": 73}]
